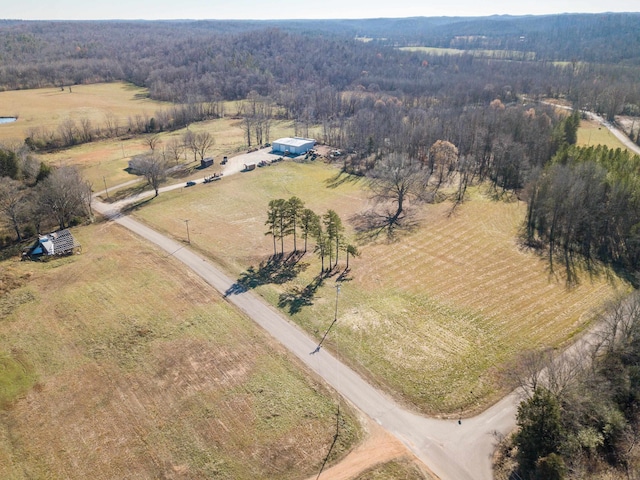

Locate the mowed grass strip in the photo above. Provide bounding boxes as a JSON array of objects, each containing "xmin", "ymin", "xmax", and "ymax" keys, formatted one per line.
[
  {"xmin": 134, "ymin": 161, "xmax": 627, "ymax": 415},
  {"xmin": 0, "ymin": 222, "xmax": 359, "ymax": 480}
]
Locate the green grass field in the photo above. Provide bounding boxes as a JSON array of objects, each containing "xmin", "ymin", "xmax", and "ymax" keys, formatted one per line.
[
  {"xmin": 133, "ymin": 160, "xmax": 627, "ymax": 415},
  {"xmin": 577, "ymin": 118, "xmax": 631, "ymax": 150},
  {"xmin": 0, "ymin": 223, "xmax": 359, "ymax": 479}
]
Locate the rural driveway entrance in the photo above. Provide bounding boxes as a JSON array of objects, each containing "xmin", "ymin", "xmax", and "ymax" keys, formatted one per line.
[{"xmin": 93, "ymin": 194, "xmax": 517, "ymax": 480}]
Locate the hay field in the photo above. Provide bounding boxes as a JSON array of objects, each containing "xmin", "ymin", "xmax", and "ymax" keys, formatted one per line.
[
  {"xmin": 0, "ymin": 82, "xmax": 170, "ymax": 143},
  {"xmin": 133, "ymin": 161, "xmax": 627, "ymax": 414},
  {"xmin": 0, "ymin": 222, "xmax": 359, "ymax": 479},
  {"xmin": 577, "ymin": 118, "xmax": 630, "ymax": 150},
  {"xmin": 0, "ymin": 81, "xmax": 306, "ymax": 191},
  {"xmin": 44, "ymin": 116, "xmax": 302, "ymax": 194}
]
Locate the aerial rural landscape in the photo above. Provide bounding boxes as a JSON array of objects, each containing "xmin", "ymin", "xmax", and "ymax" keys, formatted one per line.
[{"xmin": 1, "ymin": 8, "xmax": 640, "ymax": 480}]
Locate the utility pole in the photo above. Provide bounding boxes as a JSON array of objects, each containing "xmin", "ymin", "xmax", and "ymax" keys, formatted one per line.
[
  {"xmin": 312, "ymin": 285, "xmax": 341, "ymax": 354},
  {"xmin": 184, "ymin": 219, "xmax": 190, "ymax": 244},
  {"xmin": 103, "ymin": 176, "xmax": 109, "ymax": 200}
]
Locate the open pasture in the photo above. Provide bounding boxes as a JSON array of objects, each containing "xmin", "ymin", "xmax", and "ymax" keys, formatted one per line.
[
  {"xmin": 43, "ymin": 116, "xmax": 303, "ymax": 196},
  {"xmin": 0, "ymin": 82, "xmax": 170, "ymax": 143},
  {"xmin": 0, "ymin": 222, "xmax": 359, "ymax": 479},
  {"xmin": 577, "ymin": 118, "xmax": 631, "ymax": 151},
  {"xmin": 132, "ymin": 161, "xmax": 627, "ymax": 414}
]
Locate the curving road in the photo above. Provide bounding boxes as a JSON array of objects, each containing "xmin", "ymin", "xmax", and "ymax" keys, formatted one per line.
[
  {"xmin": 93, "ymin": 181, "xmax": 520, "ymax": 480},
  {"xmin": 93, "ymin": 148, "xmax": 527, "ymax": 479},
  {"xmin": 91, "ymin": 107, "xmax": 635, "ymax": 479}
]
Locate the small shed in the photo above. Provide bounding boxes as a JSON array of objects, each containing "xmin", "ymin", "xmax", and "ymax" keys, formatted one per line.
[
  {"xmin": 201, "ymin": 157, "xmax": 214, "ymax": 168},
  {"xmin": 24, "ymin": 229, "xmax": 81, "ymax": 259},
  {"xmin": 272, "ymin": 137, "xmax": 315, "ymax": 156}
]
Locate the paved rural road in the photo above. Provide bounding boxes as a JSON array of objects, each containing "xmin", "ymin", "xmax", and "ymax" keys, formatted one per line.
[
  {"xmin": 93, "ymin": 192, "xmax": 518, "ymax": 480},
  {"xmin": 92, "ymin": 111, "xmax": 634, "ymax": 479}
]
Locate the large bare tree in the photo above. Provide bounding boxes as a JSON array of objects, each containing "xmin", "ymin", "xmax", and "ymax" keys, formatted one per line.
[
  {"xmin": 367, "ymin": 152, "xmax": 429, "ymax": 229},
  {"xmin": 135, "ymin": 154, "xmax": 167, "ymax": 197},
  {"xmin": 37, "ymin": 166, "xmax": 92, "ymax": 230}
]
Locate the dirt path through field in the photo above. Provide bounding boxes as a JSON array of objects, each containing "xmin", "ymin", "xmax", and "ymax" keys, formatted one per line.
[{"xmin": 303, "ymin": 415, "xmax": 430, "ymax": 480}]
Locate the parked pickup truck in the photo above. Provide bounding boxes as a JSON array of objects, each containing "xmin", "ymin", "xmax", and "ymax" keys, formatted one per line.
[{"xmin": 203, "ymin": 173, "xmax": 223, "ymax": 183}]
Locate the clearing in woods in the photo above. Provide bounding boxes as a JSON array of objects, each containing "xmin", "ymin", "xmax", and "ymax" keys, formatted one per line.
[
  {"xmin": 0, "ymin": 222, "xmax": 360, "ymax": 479},
  {"xmin": 132, "ymin": 159, "xmax": 628, "ymax": 415},
  {"xmin": 0, "ymin": 82, "xmax": 170, "ymax": 142},
  {"xmin": 0, "ymin": 81, "xmax": 310, "ymax": 196}
]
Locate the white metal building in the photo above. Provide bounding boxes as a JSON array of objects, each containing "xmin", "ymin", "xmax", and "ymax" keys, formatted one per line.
[{"xmin": 272, "ymin": 137, "xmax": 315, "ymax": 155}]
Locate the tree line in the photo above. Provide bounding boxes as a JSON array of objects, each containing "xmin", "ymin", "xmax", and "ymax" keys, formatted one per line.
[
  {"xmin": 0, "ymin": 145, "xmax": 91, "ymax": 246},
  {"xmin": 524, "ymin": 142, "xmax": 640, "ymax": 284},
  {"xmin": 501, "ymin": 292, "xmax": 640, "ymax": 479},
  {"xmin": 24, "ymin": 101, "xmax": 223, "ymax": 152}
]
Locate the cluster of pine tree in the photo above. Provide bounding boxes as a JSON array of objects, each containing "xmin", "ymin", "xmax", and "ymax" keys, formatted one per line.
[{"xmin": 265, "ymin": 197, "xmax": 358, "ymax": 273}]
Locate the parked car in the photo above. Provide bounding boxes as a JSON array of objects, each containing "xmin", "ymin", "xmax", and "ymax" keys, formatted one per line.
[{"xmin": 186, "ymin": 180, "xmax": 196, "ymax": 187}]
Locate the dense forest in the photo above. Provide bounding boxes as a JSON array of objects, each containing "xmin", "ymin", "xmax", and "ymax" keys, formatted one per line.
[{"xmin": 0, "ymin": 14, "xmax": 639, "ymax": 119}]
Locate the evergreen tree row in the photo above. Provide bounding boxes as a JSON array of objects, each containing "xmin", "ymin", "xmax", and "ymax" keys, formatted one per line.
[{"xmin": 265, "ymin": 197, "xmax": 358, "ymax": 274}]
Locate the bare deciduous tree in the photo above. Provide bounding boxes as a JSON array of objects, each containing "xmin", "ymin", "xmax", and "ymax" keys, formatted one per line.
[
  {"xmin": 0, "ymin": 177, "xmax": 28, "ymax": 240},
  {"xmin": 367, "ymin": 152, "xmax": 428, "ymax": 229},
  {"xmin": 37, "ymin": 166, "xmax": 92, "ymax": 229},
  {"xmin": 144, "ymin": 134, "xmax": 162, "ymax": 153},
  {"xmin": 166, "ymin": 137, "xmax": 186, "ymax": 165},
  {"xmin": 132, "ymin": 154, "xmax": 167, "ymax": 197}
]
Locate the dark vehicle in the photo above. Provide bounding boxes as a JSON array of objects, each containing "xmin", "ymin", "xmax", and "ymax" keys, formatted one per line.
[
  {"xmin": 186, "ymin": 180, "xmax": 196, "ymax": 187},
  {"xmin": 221, "ymin": 156, "xmax": 228, "ymax": 165}
]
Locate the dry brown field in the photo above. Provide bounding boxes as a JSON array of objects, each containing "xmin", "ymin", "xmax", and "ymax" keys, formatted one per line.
[
  {"xmin": 0, "ymin": 222, "xmax": 360, "ymax": 479},
  {"xmin": 132, "ymin": 160, "xmax": 628, "ymax": 415},
  {"xmin": 0, "ymin": 82, "xmax": 170, "ymax": 143}
]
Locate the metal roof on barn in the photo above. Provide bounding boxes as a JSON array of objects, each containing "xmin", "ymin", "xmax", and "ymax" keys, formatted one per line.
[
  {"xmin": 27, "ymin": 229, "xmax": 81, "ymax": 257},
  {"xmin": 273, "ymin": 137, "xmax": 315, "ymax": 148}
]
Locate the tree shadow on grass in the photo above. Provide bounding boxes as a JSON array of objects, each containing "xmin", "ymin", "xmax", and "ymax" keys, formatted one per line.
[
  {"xmin": 324, "ymin": 170, "xmax": 364, "ymax": 189},
  {"xmin": 105, "ymin": 181, "xmax": 149, "ymax": 203},
  {"xmin": 225, "ymin": 251, "xmax": 309, "ymax": 297},
  {"xmin": 120, "ymin": 196, "xmax": 156, "ymax": 214},
  {"xmin": 278, "ymin": 275, "xmax": 324, "ymax": 315},
  {"xmin": 350, "ymin": 208, "xmax": 419, "ymax": 244}
]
